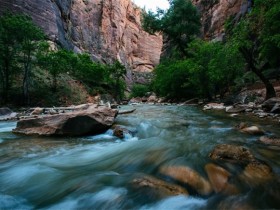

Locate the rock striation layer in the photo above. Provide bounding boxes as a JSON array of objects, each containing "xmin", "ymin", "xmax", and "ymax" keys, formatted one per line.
[
  {"xmin": 0, "ymin": 0, "xmax": 162, "ymax": 84},
  {"xmin": 192, "ymin": 0, "xmax": 251, "ymax": 40}
]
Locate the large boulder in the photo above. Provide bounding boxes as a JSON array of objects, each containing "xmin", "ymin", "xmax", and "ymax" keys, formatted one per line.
[{"xmin": 13, "ymin": 105, "xmax": 118, "ymax": 136}]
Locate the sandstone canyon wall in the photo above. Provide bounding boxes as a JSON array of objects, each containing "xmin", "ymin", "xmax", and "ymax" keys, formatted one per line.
[
  {"xmin": 192, "ymin": 0, "xmax": 251, "ymax": 40},
  {"xmin": 0, "ymin": 0, "xmax": 163, "ymax": 84}
]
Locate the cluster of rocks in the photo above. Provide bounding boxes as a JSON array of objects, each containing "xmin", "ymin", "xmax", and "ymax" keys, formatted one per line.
[
  {"xmin": 129, "ymin": 93, "xmax": 165, "ymax": 105},
  {"xmin": 203, "ymin": 97, "xmax": 280, "ymax": 123},
  {"xmin": 131, "ymin": 144, "xmax": 278, "ymax": 207}
]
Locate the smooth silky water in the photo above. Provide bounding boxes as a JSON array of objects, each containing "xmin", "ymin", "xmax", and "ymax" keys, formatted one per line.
[{"xmin": 0, "ymin": 105, "xmax": 279, "ymax": 209}]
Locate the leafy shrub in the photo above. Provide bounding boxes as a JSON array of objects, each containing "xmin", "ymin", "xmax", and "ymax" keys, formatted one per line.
[{"xmin": 130, "ymin": 84, "xmax": 150, "ymax": 98}]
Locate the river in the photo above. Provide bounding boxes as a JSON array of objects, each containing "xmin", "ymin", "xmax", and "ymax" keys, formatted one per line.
[{"xmin": 0, "ymin": 104, "xmax": 279, "ymax": 209}]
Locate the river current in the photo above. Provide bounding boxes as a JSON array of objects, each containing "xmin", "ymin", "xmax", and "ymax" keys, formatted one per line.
[{"xmin": 0, "ymin": 104, "xmax": 279, "ymax": 209}]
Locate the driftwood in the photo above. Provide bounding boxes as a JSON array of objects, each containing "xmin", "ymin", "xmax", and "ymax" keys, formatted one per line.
[{"xmin": 118, "ymin": 109, "xmax": 136, "ymax": 115}]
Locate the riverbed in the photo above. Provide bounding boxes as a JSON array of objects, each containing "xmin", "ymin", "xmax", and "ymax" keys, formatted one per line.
[{"xmin": 0, "ymin": 104, "xmax": 279, "ymax": 209}]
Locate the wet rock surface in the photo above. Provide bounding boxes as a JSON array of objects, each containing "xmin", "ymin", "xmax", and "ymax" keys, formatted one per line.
[
  {"xmin": 131, "ymin": 175, "xmax": 189, "ymax": 198},
  {"xmin": 159, "ymin": 166, "xmax": 213, "ymax": 196},
  {"xmin": 259, "ymin": 136, "xmax": 280, "ymax": 146},
  {"xmin": 209, "ymin": 144, "xmax": 255, "ymax": 165},
  {"xmin": 205, "ymin": 163, "xmax": 239, "ymax": 195},
  {"xmin": 13, "ymin": 105, "xmax": 118, "ymax": 136},
  {"xmin": 209, "ymin": 144, "xmax": 275, "ymax": 187},
  {"xmin": 113, "ymin": 126, "xmax": 132, "ymax": 139}
]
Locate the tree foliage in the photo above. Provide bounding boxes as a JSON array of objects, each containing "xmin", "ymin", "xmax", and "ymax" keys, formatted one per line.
[
  {"xmin": 0, "ymin": 12, "xmax": 45, "ymax": 104},
  {"xmin": 227, "ymin": 0, "xmax": 280, "ymax": 99},
  {"xmin": 142, "ymin": 0, "xmax": 201, "ymax": 58},
  {"xmin": 0, "ymin": 13, "xmax": 127, "ymax": 106},
  {"xmin": 153, "ymin": 40, "xmax": 244, "ymax": 100}
]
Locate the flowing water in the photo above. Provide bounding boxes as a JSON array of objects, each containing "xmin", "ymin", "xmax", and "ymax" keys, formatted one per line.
[{"xmin": 0, "ymin": 105, "xmax": 280, "ymax": 209}]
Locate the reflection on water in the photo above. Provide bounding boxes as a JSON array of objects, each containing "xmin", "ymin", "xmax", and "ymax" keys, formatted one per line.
[{"xmin": 0, "ymin": 105, "xmax": 279, "ymax": 209}]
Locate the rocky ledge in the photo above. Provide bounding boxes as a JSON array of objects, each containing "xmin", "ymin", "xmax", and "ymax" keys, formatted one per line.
[{"xmin": 12, "ymin": 104, "xmax": 118, "ymax": 136}]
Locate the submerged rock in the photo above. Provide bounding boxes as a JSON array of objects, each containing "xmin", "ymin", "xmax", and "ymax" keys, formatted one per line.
[
  {"xmin": 210, "ymin": 144, "xmax": 275, "ymax": 187},
  {"xmin": 205, "ymin": 163, "xmax": 239, "ymax": 195},
  {"xmin": 159, "ymin": 166, "xmax": 212, "ymax": 196},
  {"xmin": 113, "ymin": 126, "xmax": 132, "ymax": 139},
  {"xmin": 209, "ymin": 144, "xmax": 255, "ymax": 165},
  {"xmin": 131, "ymin": 175, "xmax": 188, "ymax": 198},
  {"xmin": 239, "ymin": 161, "xmax": 274, "ymax": 186},
  {"xmin": 13, "ymin": 105, "xmax": 118, "ymax": 136},
  {"xmin": 259, "ymin": 136, "xmax": 280, "ymax": 146}
]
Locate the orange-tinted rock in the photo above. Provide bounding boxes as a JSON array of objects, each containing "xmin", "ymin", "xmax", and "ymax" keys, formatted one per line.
[
  {"xmin": 160, "ymin": 166, "xmax": 212, "ymax": 196},
  {"xmin": 131, "ymin": 175, "xmax": 188, "ymax": 198},
  {"xmin": 209, "ymin": 144, "xmax": 255, "ymax": 165},
  {"xmin": 205, "ymin": 163, "xmax": 239, "ymax": 195},
  {"xmin": 192, "ymin": 0, "xmax": 248, "ymax": 41},
  {"xmin": 239, "ymin": 161, "xmax": 274, "ymax": 186}
]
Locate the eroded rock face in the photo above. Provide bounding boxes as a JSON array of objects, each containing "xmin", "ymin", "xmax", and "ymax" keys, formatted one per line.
[
  {"xmin": 192, "ymin": 0, "xmax": 250, "ymax": 40},
  {"xmin": 0, "ymin": 0, "xmax": 162, "ymax": 84},
  {"xmin": 13, "ymin": 105, "xmax": 118, "ymax": 136}
]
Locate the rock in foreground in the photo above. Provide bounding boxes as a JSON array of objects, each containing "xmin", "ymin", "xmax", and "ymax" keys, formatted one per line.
[{"xmin": 13, "ymin": 105, "xmax": 118, "ymax": 136}]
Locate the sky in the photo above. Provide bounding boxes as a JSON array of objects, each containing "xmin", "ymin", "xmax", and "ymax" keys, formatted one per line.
[{"xmin": 132, "ymin": 0, "xmax": 170, "ymax": 12}]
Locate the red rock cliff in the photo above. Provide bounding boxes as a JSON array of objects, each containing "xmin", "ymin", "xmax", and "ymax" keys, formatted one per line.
[
  {"xmin": 192, "ymin": 0, "xmax": 251, "ymax": 40},
  {"xmin": 0, "ymin": 0, "xmax": 163, "ymax": 83}
]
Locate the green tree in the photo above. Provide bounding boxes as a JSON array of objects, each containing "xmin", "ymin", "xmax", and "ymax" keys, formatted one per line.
[
  {"xmin": 107, "ymin": 61, "xmax": 126, "ymax": 102},
  {"xmin": 0, "ymin": 13, "xmax": 45, "ymax": 104},
  {"xmin": 142, "ymin": 0, "xmax": 201, "ymax": 58},
  {"xmin": 153, "ymin": 59, "xmax": 199, "ymax": 99},
  {"xmin": 0, "ymin": 13, "xmax": 23, "ymax": 103},
  {"xmin": 74, "ymin": 53, "xmax": 105, "ymax": 87},
  {"xmin": 130, "ymin": 84, "xmax": 150, "ymax": 98},
  {"xmin": 188, "ymin": 39, "xmax": 244, "ymax": 99},
  {"xmin": 38, "ymin": 49, "xmax": 76, "ymax": 92},
  {"xmin": 19, "ymin": 17, "xmax": 45, "ymax": 104},
  {"xmin": 228, "ymin": 0, "xmax": 280, "ymax": 99}
]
